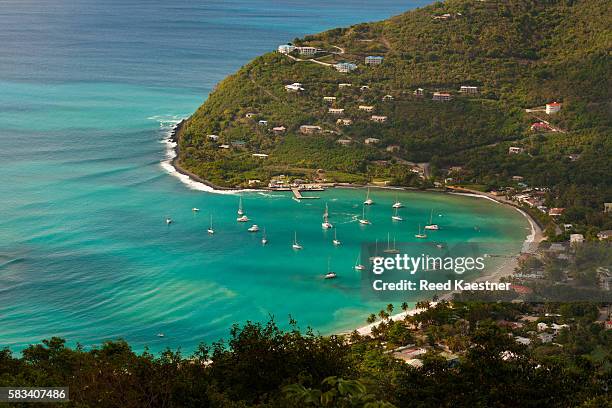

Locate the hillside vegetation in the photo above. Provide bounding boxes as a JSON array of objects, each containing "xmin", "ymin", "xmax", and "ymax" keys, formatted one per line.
[{"xmin": 177, "ymin": 0, "xmax": 611, "ymax": 231}]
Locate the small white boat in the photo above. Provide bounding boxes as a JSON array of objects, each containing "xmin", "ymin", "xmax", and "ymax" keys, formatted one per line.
[
  {"xmin": 424, "ymin": 209, "xmax": 439, "ymax": 230},
  {"xmin": 192, "ymin": 207, "xmax": 200, "ymax": 212},
  {"xmin": 261, "ymin": 228, "xmax": 268, "ymax": 245},
  {"xmin": 415, "ymin": 224, "xmax": 427, "ymax": 239},
  {"xmin": 237, "ymin": 215, "xmax": 249, "ymax": 222},
  {"xmin": 332, "ymin": 230, "xmax": 341, "ymax": 246},
  {"xmin": 363, "ymin": 188, "xmax": 373, "ymax": 205},
  {"xmin": 165, "ymin": 217, "xmax": 173, "ymax": 225},
  {"xmin": 207, "ymin": 215, "xmax": 215, "ymax": 235},
  {"xmin": 237, "ymin": 196, "xmax": 244, "ymax": 216},
  {"xmin": 324, "ymin": 258, "xmax": 337, "ymax": 279},
  {"xmin": 292, "ymin": 231, "xmax": 303, "ymax": 250},
  {"xmin": 248, "ymin": 224, "xmax": 259, "ymax": 232},
  {"xmin": 392, "ymin": 207, "xmax": 403, "ymax": 221},
  {"xmin": 157, "ymin": 333, "xmax": 165, "ymax": 338},
  {"xmin": 392, "ymin": 195, "xmax": 403, "ymax": 208},
  {"xmin": 359, "ymin": 205, "xmax": 371, "ymax": 225},
  {"xmin": 354, "ymin": 252, "xmax": 365, "ymax": 271},
  {"xmin": 322, "ymin": 203, "xmax": 333, "ymax": 229}
]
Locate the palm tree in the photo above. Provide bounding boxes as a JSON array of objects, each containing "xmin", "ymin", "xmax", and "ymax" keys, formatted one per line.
[
  {"xmin": 386, "ymin": 303, "xmax": 394, "ymax": 314},
  {"xmin": 401, "ymin": 302, "xmax": 409, "ymax": 312},
  {"xmin": 366, "ymin": 314, "xmax": 376, "ymax": 324},
  {"xmin": 378, "ymin": 310, "xmax": 389, "ymax": 321}
]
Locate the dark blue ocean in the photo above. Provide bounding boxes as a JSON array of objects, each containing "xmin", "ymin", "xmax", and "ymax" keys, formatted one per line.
[{"xmin": 0, "ymin": 0, "xmax": 529, "ymax": 353}]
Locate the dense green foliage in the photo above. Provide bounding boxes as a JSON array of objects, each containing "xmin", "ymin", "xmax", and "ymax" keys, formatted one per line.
[
  {"xmin": 1, "ymin": 302, "xmax": 610, "ymax": 407},
  {"xmin": 177, "ymin": 0, "xmax": 611, "ymax": 231}
]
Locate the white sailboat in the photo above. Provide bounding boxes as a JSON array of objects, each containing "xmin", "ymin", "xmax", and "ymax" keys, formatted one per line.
[
  {"xmin": 354, "ymin": 252, "xmax": 366, "ymax": 271},
  {"xmin": 248, "ymin": 224, "xmax": 259, "ymax": 232},
  {"xmin": 391, "ymin": 207, "xmax": 403, "ymax": 221},
  {"xmin": 192, "ymin": 207, "xmax": 200, "ymax": 212},
  {"xmin": 392, "ymin": 194, "xmax": 403, "ymax": 208},
  {"xmin": 207, "ymin": 215, "xmax": 215, "ymax": 234},
  {"xmin": 324, "ymin": 258, "xmax": 337, "ymax": 279},
  {"xmin": 332, "ymin": 229, "xmax": 341, "ymax": 246},
  {"xmin": 424, "ymin": 209, "xmax": 439, "ymax": 230},
  {"xmin": 292, "ymin": 231, "xmax": 303, "ymax": 250},
  {"xmin": 165, "ymin": 217, "xmax": 173, "ymax": 225},
  {"xmin": 322, "ymin": 203, "xmax": 333, "ymax": 229},
  {"xmin": 415, "ymin": 224, "xmax": 427, "ymax": 239},
  {"xmin": 383, "ymin": 233, "xmax": 400, "ymax": 254},
  {"xmin": 237, "ymin": 196, "xmax": 244, "ymax": 216},
  {"xmin": 359, "ymin": 205, "xmax": 371, "ymax": 225},
  {"xmin": 363, "ymin": 188, "xmax": 373, "ymax": 205},
  {"xmin": 261, "ymin": 228, "xmax": 268, "ymax": 245}
]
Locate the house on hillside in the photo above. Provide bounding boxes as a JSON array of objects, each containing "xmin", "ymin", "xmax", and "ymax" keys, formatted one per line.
[
  {"xmin": 365, "ymin": 56, "xmax": 383, "ymax": 65},
  {"xmin": 336, "ymin": 118, "xmax": 353, "ymax": 126},
  {"xmin": 459, "ymin": 85, "xmax": 479, "ymax": 94},
  {"xmin": 336, "ymin": 139, "xmax": 352, "ymax": 146},
  {"xmin": 371, "ymin": 115, "xmax": 387, "ymax": 123},
  {"xmin": 364, "ymin": 137, "xmax": 380, "ymax": 145},
  {"xmin": 299, "ymin": 125, "xmax": 322, "ymax": 135},
  {"xmin": 509, "ymin": 146, "xmax": 524, "ymax": 154},
  {"xmin": 328, "ymin": 108, "xmax": 345, "ymax": 115},
  {"xmin": 531, "ymin": 122, "xmax": 552, "ymax": 132},
  {"xmin": 277, "ymin": 44, "xmax": 296, "ymax": 54},
  {"xmin": 272, "ymin": 126, "xmax": 286, "ymax": 134},
  {"xmin": 339, "ymin": 83, "xmax": 352, "ymax": 88},
  {"xmin": 414, "ymin": 88, "xmax": 425, "ymax": 97},
  {"xmin": 207, "ymin": 134, "xmax": 219, "ymax": 141},
  {"xmin": 382, "ymin": 94, "xmax": 394, "ymax": 101},
  {"xmin": 359, "ymin": 105, "xmax": 374, "ymax": 112},
  {"xmin": 432, "ymin": 92, "xmax": 452, "ymax": 101},
  {"xmin": 335, "ymin": 62, "xmax": 358, "ymax": 73},
  {"xmin": 597, "ymin": 230, "xmax": 612, "ymax": 241},
  {"xmin": 548, "ymin": 208, "xmax": 565, "ymax": 217},
  {"xmin": 296, "ymin": 46, "xmax": 317, "ymax": 56},
  {"xmin": 285, "ymin": 83, "xmax": 305, "ymax": 92},
  {"xmin": 546, "ymin": 102, "xmax": 562, "ymax": 114},
  {"xmin": 323, "ymin": 96, "xmax": 337, "ymax": 102},
  {"xmin": 386, "ymin": 145, "xmax": 400, "ymax": 152},
  {"xmin": 252, "ymin": 153, "xmax": 269, "ymax": 158}
]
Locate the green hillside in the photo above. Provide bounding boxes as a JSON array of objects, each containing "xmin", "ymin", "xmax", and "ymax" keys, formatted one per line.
[{"xmin": 177, "ymin": 0, "xmax": 611, "ymax": 232}]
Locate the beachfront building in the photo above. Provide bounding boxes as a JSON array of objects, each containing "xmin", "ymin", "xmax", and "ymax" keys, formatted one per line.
[
  {"xmin": 337, "ymin": 118, "xmax": 353, "ymax": 126},
  {"xmin": 285, "ymin": 82, "xmax": 305, "ymax": 92},
  {"xmin": 323, "ymin": 96, "xmax": 337, "ymax": 103},
  {"xmin": 277, "ymin": 44, "xmax": 296, "ymax": 54},
  {"xmin": 364, "ymin": 137, "xmax": 380, "ymax": 145},
  {"xmin": 328, "ymin": 108, "xmax": 345, "ymax": 115},
  {"xmin": 371, "ymin": 115, "xmax": 387, "ymax": 123},
  {"xmin": 365, "ymin": 56, "xmax": 383, "ymax": 65},
  {"xmin": 459, "ymin": 85, "xmax": 479, "ymax": 94},
  {"xmin": 382, "ymin": 94, "xmax": 394, "ymax": 101},
  {"xmin": 296, "ymin": 46, "xmax": 317, "ymax": 56},
  {"xmin": 432, "ymin": 92, "xmax": 452, "ymax": 101},
  {"xmin": 335, "ymin": 62, "xmax": 358, "ymax": 73},
  {"xmin": 299, "ymin": 125, "xmax": 322, "ymax": 135},
  {"xmin": 414, "ymin": 88, "xmax": 425, "ymax": 97},
  {"xmin": 546, "ymin": 102, "xmax": 562, "ymax": 114},
  {"xmin": 509, "ymin": 146, "xmax": 524, "ymax": 154},
  {"xmin": 359, "ymin": 105, "xmax": 374, "ymax": 112}
]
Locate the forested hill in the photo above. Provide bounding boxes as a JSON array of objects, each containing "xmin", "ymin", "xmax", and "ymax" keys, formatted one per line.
[{"xmin": 177, "ymin": 0, "xmax": 610, "ymax": 231}]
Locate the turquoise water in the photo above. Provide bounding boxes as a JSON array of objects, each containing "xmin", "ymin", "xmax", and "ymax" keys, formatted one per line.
[{"xmin": 0, "ymin": 0, "xmax": 528, "ymax": 352}]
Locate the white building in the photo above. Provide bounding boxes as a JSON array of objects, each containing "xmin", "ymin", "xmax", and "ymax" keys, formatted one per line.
[
  {"xmin": 299, "ymin": 125, "xmax": 322, "ymax": 134},
  {"xmin": 296, "ymin": 46, "xmax": 317, "ymax": 56},
  {"xmin": 323, "ymin": 96, "xmax": 337, "ymax": 102},
  {"xmin": 365, "ymin": 56, "xmax": 383, "ymax": 65},
  {"xmin": 359, "ymin": 105, "xmax": 374, "ymax": 112},
  {"xmin": 336, "ymin": 118, "xmax": 353, "ymax": 126},
  {"xmin": 371, "ymin": 115, "xmax": 387, "ymax": 123},
  {"xmin": 277, "ymin": 44, "xmax": 296, "ymax": 54},
  {"xmin": 459, "ymin": 86, "xmax": 479, "ymax": 94},
  {"xmin": 364, "ymin": 137, "xmax": 380, "ymax": 145},
  {"xmin": 338, "ymin": 83, "xmax": 352, "ymax": 88},
  {"xmin": 432, "ymin": 92, "xmax": 452, "ymax": 101},
  {"xmin": 509, "ymin": 146, "xmax": 524, "ymax": 154},
  {"xmin": 382, "ymin": 94, "xmax": 394, "ymax": 101},
  {"xmin": 546, "ymin": 102, "xmax": 561, "ymax": 114},
  {"xmin": 570, "ymin": 234, "xmax": 585, "ymax": 244},
  {"xmin": 334, "ymin": 62, "xmax": 358, "ymax": 73},
  {"xmin": 207, "ymin": 134, "xmax": 219, "ymax": 141},
  {"xmin": 285, "ymin": 83, "xmax": 305, "ymax": 92},
  {"xmin": 328, "ymin": 108, "xmax": 345, "ymax": 115}
]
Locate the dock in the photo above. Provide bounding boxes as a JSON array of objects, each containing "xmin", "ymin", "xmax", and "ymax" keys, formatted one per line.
[{"xmin": 291, "ymin": 187, "xmax": 320, "ymax": 200}]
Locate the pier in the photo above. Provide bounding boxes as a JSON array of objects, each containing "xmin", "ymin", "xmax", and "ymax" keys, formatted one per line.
[{"xmin": 291, "ymin": 187, "xmax": 320, "ymax": 200}]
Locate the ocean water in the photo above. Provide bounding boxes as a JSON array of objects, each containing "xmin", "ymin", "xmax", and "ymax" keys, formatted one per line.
[{"xmin": 0, "ymin": 0, "xmax": 528, "ymax": 353}]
